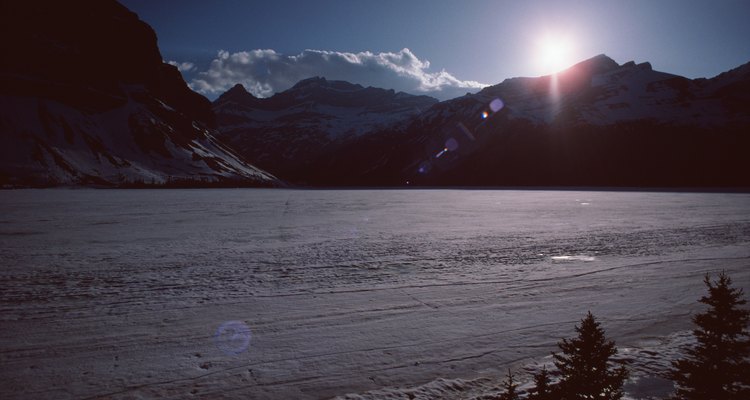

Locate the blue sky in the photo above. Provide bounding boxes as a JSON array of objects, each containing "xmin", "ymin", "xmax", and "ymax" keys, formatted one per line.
[{"xmin": 121, "ymin": 0, "xmax": 750, "ymax": 100}]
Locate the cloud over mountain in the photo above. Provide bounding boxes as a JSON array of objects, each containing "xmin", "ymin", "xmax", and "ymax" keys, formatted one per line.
[
  {"xmin": 188, "ymin": 48, "xmax": 487, "ymax": 100},
  {"xmin": 167, "ymin": 60, "xmax": 195, "ymax": 72}
]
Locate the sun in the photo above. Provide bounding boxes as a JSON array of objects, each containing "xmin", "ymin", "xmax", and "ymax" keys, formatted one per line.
[{"xmin": 536, "ymin": 35, "xmax": 573, "ymax": 75}]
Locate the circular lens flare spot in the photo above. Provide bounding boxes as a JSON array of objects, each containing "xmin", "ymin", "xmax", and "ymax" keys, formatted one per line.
[
  {"xmin": 445, "ymin": 137, "xmax": 459, "ymax": 151},
  {"xmin": 214, "ymin": 321, "xmax": 252, "ymax": 356},
  {"xmin": 489, "ymin": 98, "xmax": 504, "ymax": 112}
]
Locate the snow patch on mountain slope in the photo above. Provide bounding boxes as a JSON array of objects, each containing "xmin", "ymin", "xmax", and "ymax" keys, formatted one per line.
[
  {"xmin": 0, "ymin": 87, "xmax": 278, "ymax": 186},
  {"xmin": 215, "ymin": 102, "xmax": 425, "ymax": 138},
  {"xmin": 580, "ymin": 64, "xmax": 729, "ymax": 126},
  {"xmin": 464, "ymin": 56, "xmax": 748, "ymax": 127}
]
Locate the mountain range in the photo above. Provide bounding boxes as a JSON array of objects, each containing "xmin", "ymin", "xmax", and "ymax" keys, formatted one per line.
[
  {"xmin": 342, "ymin": 55, "xmax": 750, "ymax": 187},
  {"xmin": 213, "ymin": 78, "xmax": 437, "ymax": 183},
  {"xmin": 216, "ymin": 54, "xmax": 749, "ymax": 187},
  {"xmin": 1, "ymin": 0, "xmax": 748, "ymax": 188}
]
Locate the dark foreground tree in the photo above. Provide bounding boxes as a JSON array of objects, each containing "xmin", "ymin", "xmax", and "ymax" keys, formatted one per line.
[
  {"xmin": 552, "ymin": 312, "xmax": 628, "ymax": 399},
  {"xmin": 498, "ymin": 368, "xmax": 519, "ymax": 400},
  {"xmin": 528, "ymin": 366, "xmax": 553, "ymax": 400},
  {"xmin": 670, "ymin": 272, "xmax": 750, "ymax": 400}
]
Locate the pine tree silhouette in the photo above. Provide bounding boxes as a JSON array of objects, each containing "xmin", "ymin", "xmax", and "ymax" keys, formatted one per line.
[
  {"xmin": 670, "ymin": 271, "xmax": 750, "ymax": 400},
  {"xmin": 552, "ymin": 311, "xmax": 628, "ymax": 399},
  {"xmin": 498, "ymin": 368, "xmax": 520, "ymax": 400},
  {"xmin": 528, "ymin": 366, "xmax": 554, "ymax": 400}
]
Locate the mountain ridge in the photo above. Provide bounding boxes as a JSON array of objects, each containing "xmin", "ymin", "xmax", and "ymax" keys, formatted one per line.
[
  {"xmin": 212, "ymin": 78, "xmax": 438, "ymax": 183},
  {"xmin": 1, "ymin": 0, "xmax": 747, "ymax": 188},
  {"xmin": 0, "ymin": 0, "xmax": 280, "ymax": 187},
  {"xmin": 243, "ymin": 54, "xmax": 749, "ymax": 187}
]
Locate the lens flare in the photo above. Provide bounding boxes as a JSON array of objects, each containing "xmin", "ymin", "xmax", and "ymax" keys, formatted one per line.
[
  {"xmin": 418, "ymin": 161, "xmax": 432, "ymax": 174},
  {"xmin": 489, "ymin": 98, "xmax": 504, "ymax": 112},
  {"xmin": 214, "ymin": 321, "xmax": 252, "ymax": 356},
  {"xmin": 456, "ymin": 122, "xmax": 475, "ymax": 141},
  {"xmin": 445, "ymin": 137, "xmax": 459, "ymax": 151}
]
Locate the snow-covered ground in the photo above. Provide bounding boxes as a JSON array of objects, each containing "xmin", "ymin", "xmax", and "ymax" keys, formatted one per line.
[{"xmin": 1, "ymin": 189, "xmax": 748, "ymax": 399}]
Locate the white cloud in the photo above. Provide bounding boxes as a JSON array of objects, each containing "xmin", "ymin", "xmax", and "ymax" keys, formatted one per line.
[
  {"xmin": 167, "ymin": 60, "xmax": 195, "ymax": 72},
  {"xmin": 188, "ymin": 48, "xmax": 487, "ymax": 100}
]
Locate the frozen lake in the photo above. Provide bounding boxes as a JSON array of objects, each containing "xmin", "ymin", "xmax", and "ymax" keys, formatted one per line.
[{"xmin": 1, "ymin": 189, "xmax": 749, "ymax": 399}]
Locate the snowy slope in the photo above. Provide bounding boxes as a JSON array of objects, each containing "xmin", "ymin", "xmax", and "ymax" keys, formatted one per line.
[
  {"xmin": 216, "ymin": 78, "xmax": 437, "ymax": 137},
  {"xmin": 395, "ymin": 53, "xmax": 750, "ymax": 137},
  {"xmin": 0, "ymin": 90, "xmax": 278, "ymax": 186},
  {"xmin": 210, "ymin": 55, "xmax": 749, "ymax": 187},
  {"xmin": 213, "ymin": 78, "xmax": 437, "ymax": 183},
  {"xmin": 325, "ymin": 55, "xmax": 750, "ymax": 187},
  {"xmin": 463, "ymin": 54, "xmax": 750, "ymax": 126},
  {"xmin": 0, "ymin": 0, "xmax": 279, "ymax": 187}
]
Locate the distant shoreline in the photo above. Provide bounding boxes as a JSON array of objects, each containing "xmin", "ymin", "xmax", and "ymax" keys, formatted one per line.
[{"xmin": 4, "ymin": 184, "xmax": 750, "ymax": 193}]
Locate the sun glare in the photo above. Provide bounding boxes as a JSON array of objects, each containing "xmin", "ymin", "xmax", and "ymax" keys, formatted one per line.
[{"xmin": 537, "ymin": 35, "xmax": 573, "ymax": 75}]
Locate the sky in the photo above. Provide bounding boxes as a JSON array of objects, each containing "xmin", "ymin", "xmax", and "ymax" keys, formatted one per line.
[{"xmin": 121, "ymin": 0, "xmax": 750, "ymax": 101}]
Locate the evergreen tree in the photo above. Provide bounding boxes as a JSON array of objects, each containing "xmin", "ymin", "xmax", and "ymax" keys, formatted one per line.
[
  {"xmin": 670, "ymin": 272, "xmax": 750, "ymax": 400},
  {"xmin": 498, "ymin": 368, "xmax": 520, "ymax": 400},
  {"xmin": 528, "ymin": 366, "xmax": 554, "ymax": 400},
  {"xmin": 552, "ymin": 311, "xmax": 628, "ymax": 399}
]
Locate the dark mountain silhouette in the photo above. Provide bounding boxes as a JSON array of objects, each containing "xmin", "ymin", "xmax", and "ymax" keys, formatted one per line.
[
  {"xmin": 303, "ymin": 55, "xmax": 750, "ymax": 187},
  {"xmin": 0, "ymin": 0, "xmax": 279, "ymax": 187},
  {"xmin": 2, "ymin": 1, "xmax": 746, "ymax": 188},
  {"xmin": 213, "ymin": 78, "xmax": 437, "ymax": 184}
]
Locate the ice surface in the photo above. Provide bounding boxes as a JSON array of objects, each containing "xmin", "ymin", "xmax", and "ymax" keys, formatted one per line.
[{"xmin": 1, "ymin": 189, "xmax": 748, "ymax": 399}]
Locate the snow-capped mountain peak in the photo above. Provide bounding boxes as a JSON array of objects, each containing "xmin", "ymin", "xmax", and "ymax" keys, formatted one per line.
[
  {"xmin": 469, "ymin": 54, "xmax": 747, "ymax": 126},
  {"xmin": 212, "ymin": 77, "xmax": 438, "ymax": 183},
  {"xmin": 308, "ymin": 55, "xmax": 750, "ymax": 187},
  {"xmin": 564, "ymin": 53, "xmax": 621, "ymax": 76}
]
